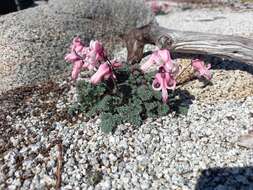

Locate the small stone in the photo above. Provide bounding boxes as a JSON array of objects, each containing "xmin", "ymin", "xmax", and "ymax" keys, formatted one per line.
[
  {"xmin": 108, "ymin": 153, "xmax": 117, "ymax": 162},
  {"xmin": 163, "ymin": 136, "xmax": 171, "ymax": 143},
  {"xmin": 102, "ymin": 158, "xmax": 110, "ymax": 167},
  {"xmin": 119, "ymin": 140, "xmax": 128, "ymax": 149},
  {"xmin": 10, "ymin": 137, "xmax": 19, "ymax": 146},
  {"xmin": 101, "ymin": 179, "xmax": 112, "ymax": 190},
  {"xmin": 122, "ymin": 177, "xmax": 130, "ymax": 184},
  {"xmin": 44, "ymin": 175, "xmax": 56, "ymax": 186}
]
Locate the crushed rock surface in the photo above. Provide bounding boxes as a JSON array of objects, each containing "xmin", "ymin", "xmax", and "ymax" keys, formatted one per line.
[
  {"xmin": 1, "ymin": 3, "xmax": 253, "ymax": 190},
  {"xmin": 0, "ymin": 79, "xmax": 253, "ymax": 189}
]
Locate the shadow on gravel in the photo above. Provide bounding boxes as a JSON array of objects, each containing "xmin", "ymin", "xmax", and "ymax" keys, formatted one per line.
[
  {"xmin": 195, "ymin": 166, "xmax": 253, "ymax": 190},
  {"xmin": 172, "ymin": 53, "xmax": 253, "ymax": 75},
  {"xmin": 208, "ymin": 57, "xmax": 253, "ymax": 75},
  {"xmin": 172, "ymin": 89, "xmax": 195, "ymax": 116}
]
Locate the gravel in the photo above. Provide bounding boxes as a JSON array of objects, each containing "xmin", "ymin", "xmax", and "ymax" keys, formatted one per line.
[
  {"xmin": 1, "ymin": 3, "xmax": 253, "ymax": 190},
  {"xmin": 0, "ymin": 83, "xmax": 253, "ymax": 189}
]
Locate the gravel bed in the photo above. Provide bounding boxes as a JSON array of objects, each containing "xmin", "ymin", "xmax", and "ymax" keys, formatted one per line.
[
  {"xmin": 1, "ymin": 4, "xmax": 253, "ymax": 190},
  {"xmin": 0, "ymin": 77, "xmax": 253, "ymax": 189}
]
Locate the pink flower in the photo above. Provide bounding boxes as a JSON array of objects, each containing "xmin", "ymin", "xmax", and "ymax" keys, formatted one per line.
[
  {"xmin": 151, "ymin": 0, "xmax": 160, "ymax": 14},
  {"xmin": 90, "ymin": 40, "xmax": 105, "ymax": 60},
  {"xmin": 152, "ymin": 66, "xmax": 177, "ymax": 103},
  {"xmin": 65, "ymin": 37, "xmax": 86, "ymax": 62},
  {"xmin": 141, "ymin": 49, "xmax": 171, "ymax": 71},
  {"xmin": 65, "ymin": 53, "xmax": 80, "ymax": 62},
  {"xmin": 71, "ymin": 37, "xmax": 85, "ymax": 53},
  {"xmin": 90, "ymin": 60, "xmax": 122, "ymax": 85},
  {"xmin": 164, "ymin": 60, "xmax": 180, "ymax": 77},
  {"xmin": 65, "ymin": 38, "xmax": 119, "ymax": 81},
  {"xmin": 86, "ymin": 40, "xmax": 106, "ymax": 68},
  {"xmin": 65, "ymin": 38, "xmax": 108, "ymax": 80},
  {"xmin": 141, "ymin": 49, "xmax": 179, "ymax": 77},
  {"xmin": 65, "ymin": 37, "xmax": 88, "ymax": 80},
  {"xmin": 147, "ymin": 0, "xmax": 170, "ymax": 15},
  {"xmin": 191, "ymin": 59, "xmax": 212, "ymax": 80},
  {"xmin": 71, "ymin": 60, "xmax": 84, "ymax": 80}
]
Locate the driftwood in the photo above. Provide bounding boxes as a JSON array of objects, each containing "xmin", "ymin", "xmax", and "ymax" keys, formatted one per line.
[{"xmin": 125, "ymin": 23, "xmax": 253, "ymax": 65}]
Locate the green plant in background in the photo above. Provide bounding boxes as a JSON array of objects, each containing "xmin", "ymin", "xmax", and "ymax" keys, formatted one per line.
[{"xmin": 65, "ymin": 37, "xmax": 211, "ymax": 133}]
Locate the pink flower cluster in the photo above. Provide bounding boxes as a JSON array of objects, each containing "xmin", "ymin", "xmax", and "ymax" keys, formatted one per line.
[
  {"xmin": 66, "ymin": 38, "xmax": 212, "ymax": 104},
  {"xmin": 141, "ymin": 49, "xmax": 179, "ymax": 103},
  {"xmin": 141, "ymin": 50, "xmax": 212, "ymax": 103},
  {"xmin": 191, "ymin": 59, "xmax": 212, "ymax": 80},
  {"xmin": 65, "ymin": 37, "xmax": 121, "ymax": 84},
  {"xmin": 146, "ymin": 0, "xmax": 170, "ymax": 15}
]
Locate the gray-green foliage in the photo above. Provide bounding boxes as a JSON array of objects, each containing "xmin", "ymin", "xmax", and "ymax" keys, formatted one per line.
[{"xmin": 73, "ymin": 65, "xmax": 188, "ymax": 133}]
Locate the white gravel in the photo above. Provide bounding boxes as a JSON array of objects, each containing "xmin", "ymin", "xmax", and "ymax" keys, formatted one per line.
[
  {"xmin": 1, "ymin": 91, "xmax": 253, "ymax": 189},
  {"xmin": 1, "ymin": 4, "xmax": 253, "ymax": 190}
]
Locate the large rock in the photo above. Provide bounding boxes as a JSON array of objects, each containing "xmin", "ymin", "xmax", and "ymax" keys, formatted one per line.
[{"xmin": 0, "ymin": 0, "xmax": 154, "ymax": 93}]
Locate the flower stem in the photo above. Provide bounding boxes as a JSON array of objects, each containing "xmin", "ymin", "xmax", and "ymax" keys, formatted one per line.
[
  {"xmin": 74, "ymin": 50, "xmax": 87, "ymax": 68},
  {"xmin": 74, "ymin": 50, "xmax": 85, "ymax": 60},
  {"xmin": 105, "ymin": 57, "xmax": 119, "ymax": 92},
  {"xmin": 176, "ymin": 61, "xmax": 192, "ymax": 80}
]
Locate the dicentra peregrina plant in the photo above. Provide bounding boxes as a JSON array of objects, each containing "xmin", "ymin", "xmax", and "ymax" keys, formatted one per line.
[
  {"xmin": 65, "ymin": 37, "xmax": 121, "ymax": 86},
  {"xmin": 66, "ymin": 37, "xmax": 212, "ymax": 132},
  {"xmin": 140, "ymin": 49, "xmax": 180, "ymax": 103}
]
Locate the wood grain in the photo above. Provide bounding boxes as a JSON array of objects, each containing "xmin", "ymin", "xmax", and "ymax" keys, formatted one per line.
[{"xmin": 125, "ymin": 23, "xmax": 253, "ymax": 65}]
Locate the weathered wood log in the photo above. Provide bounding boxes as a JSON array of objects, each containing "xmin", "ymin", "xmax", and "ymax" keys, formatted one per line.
[{"xmin": 125, "ymin": 23, "xmax": 253, "ymax": 65}]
